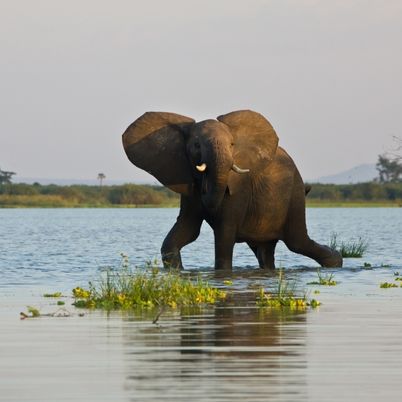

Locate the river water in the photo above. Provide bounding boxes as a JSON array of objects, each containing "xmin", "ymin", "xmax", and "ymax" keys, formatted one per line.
[{"xmin": 0, "ymin": 208, "xmax": 402, "ymax": 401}]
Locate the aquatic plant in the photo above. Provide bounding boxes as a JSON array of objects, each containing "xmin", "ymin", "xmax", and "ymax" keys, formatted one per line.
[
  {"xmin": 43, "ymin": 292, "xmax": 63, "ymax": 298},
  {"xmin": 256, "ymin": 270, "xmax": 320, "ymax": 309},
  {"xmin": 329, "ymin": 233, "xmax": 368, "ymax": 258},
  {"xmin": 307, "ymin": 269, "xmax": 337, "ymax": 286},
  {"xmin": 380, "ymin": 282, "xmax": 398, "ymax": 288},
  {"xmin": 27, "ymin": 306, "xmax": 40, "ymax": 317},
  {"xmin": 72, "ymin": 257, "xmax": 226, "ymax": 310}
]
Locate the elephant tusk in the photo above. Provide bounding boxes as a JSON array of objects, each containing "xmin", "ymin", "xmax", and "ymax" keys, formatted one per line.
[
  {"xmin": 231, "ymin": 164, "xmax": 250, "ymax": 174},
  {"xmin": 196, "ymin": 163, "xmax": 207, "ymax": 172}
]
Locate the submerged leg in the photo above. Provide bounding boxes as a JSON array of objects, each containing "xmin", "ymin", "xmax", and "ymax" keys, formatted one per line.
[
  {"xmin": 248, "ymin": 241, "xmax": 278, "ymax": 269},
  {"xmin": 214, "ymin": 224, "xmax": 236, "ymax": 270}
]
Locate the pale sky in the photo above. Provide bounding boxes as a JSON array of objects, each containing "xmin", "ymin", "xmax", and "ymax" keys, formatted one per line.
[{"xmin": 1, "ymin": 0, "xmax": 401, "ymax": 183}]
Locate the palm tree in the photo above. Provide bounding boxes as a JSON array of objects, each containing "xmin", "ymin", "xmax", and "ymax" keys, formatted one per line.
[
  {"xmin": 97, "ymin": 173, "xmax": 106, "ymax": 187},
  {"xmin": 0, "ymin": 168, "xmax": 16, "ymax": 185}
]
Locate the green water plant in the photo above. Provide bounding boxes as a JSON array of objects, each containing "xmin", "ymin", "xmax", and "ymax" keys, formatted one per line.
[
  {"xmin": 72, "ymin": 257, "xmax": 226, "ymax": 310},
  {"xmin": 307, "ymin": 269, "xmax": 337, "ymax": 286},
  {"xmin": 329, "ymin": 233, "xmax": 368, "ymax": 258},
  {"xmin": 256, "ymin": 270, "xmax": 320, "ymax": 309},
  {"xmin": 380, "ymin": 282, "xmax": 398, "ymax": 288},
  {"xmin": 27, "ymin": 306, "xmax": 40, "ymax": 317},
  {"xmin": 43, "ymin": 292, "xmax": 63, "ymax": 298}
]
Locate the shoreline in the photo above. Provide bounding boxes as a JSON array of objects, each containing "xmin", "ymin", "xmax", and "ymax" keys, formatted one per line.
[{"xmin": 0, "ymin": 202, "xmax": 401, "ymax": 208}]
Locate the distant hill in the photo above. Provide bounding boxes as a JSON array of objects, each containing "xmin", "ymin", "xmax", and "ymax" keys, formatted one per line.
[{"xmin": 309, "ymin": 163, "xmax": 378, "ymax": 184}]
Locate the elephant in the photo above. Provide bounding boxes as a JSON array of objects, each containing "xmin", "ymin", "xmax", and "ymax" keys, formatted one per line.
[{"xmin": 122, "ymin": 110, "xmax": 343, "ymax": 270}]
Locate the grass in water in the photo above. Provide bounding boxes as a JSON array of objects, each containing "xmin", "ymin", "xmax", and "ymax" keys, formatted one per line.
[
  {"xmin": 26, "ymin": 306, "xmax": 40, "ymax": 317},
  {"xmin": 256, "ymin": 270, "xmax": 321, "ymax": 309},
  {"xmin": 380, "ymin": 282, "xmax": 399, "ymax": 288},
  {"xmin": 43, "ymin": 292, "xmax": 63, "ymax": 298},
  {"xmin": 72, "ymin": 255, "xmax": 226, "ymax": 310},
  {"xmin": 329, "ymin": 232, "xmax": 368, "ymax": 258},
  {"xmin": 307, "ymin": 269, "xmax": 337, "ymax": 286}
]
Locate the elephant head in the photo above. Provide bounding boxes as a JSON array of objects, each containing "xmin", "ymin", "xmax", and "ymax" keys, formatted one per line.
[{"xmin": 122, "ymin": 110, "xmax": 278, "ymax": 212}]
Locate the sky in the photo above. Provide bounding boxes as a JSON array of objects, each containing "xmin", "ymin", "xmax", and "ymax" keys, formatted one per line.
[{"xmin": 1, "ymin": 0, "xmax": 401, "ymax": 183}]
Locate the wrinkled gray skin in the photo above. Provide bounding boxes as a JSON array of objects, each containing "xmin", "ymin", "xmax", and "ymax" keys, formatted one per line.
[{"xmin": 122, "ymin": 110, "xmax": 342, "ymax": 270}]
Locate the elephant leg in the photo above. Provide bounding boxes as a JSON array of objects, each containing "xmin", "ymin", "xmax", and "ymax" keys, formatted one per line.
[
  {"xmin": 285, "ymin": 236, "xmax": 342, "ymax": 268},
  {"xmin": 283, "ymin": 177, "xmax": 343, "ymax": 268},
  {"xmin": 248, "ymin": 241, "xmax": 278, "ymax": 269},
  {"xmin": 161, "ymin": 197, "xmax": 203, "ymax": 269},
  {"xmin": 214, "ymin": 225, "xmax": 236, "ymax": 270}
]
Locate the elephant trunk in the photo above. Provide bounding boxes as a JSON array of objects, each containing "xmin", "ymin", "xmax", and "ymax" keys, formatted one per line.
[
  {"xmin": 202, "ymin": 174, "xmax": 228, "ymax": 213},
  {"xmin": 201, "ymin": 141, "xmax": 232, "ymax": 213}
]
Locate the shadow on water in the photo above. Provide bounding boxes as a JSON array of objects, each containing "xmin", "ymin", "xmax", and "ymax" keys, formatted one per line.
[{"xmin": 122, "ymin": 305, "xmax": 307, "ymax": 401}]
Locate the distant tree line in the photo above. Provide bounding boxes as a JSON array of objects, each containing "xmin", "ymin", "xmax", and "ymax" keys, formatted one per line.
[
  {"xmin": 1, "ymin": 181, "xmax": 401, "ymax": 207},
  {"xmin": 305, "ymin": 182, "xmax": 402, "ymax": 201},
  {"xmin": 1, "ymin": 150, "xmax": 401, "ymax": 206},
  {"xmin": 0, "ymin": 183, "xmax": 180, "ymax": 207}
]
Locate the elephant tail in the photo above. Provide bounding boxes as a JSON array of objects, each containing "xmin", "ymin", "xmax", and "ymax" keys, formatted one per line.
[{"xmin": 305, "ymin": 184, "xmax": 312, "ymax": 196}]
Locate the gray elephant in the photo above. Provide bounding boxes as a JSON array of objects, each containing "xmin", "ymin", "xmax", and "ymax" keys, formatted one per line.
[{"xmin": 122, "ymin": 110, "xmax": 342, "ymax": 270}]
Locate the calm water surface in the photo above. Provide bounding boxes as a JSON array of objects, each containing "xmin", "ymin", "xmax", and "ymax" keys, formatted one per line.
[{"xmin": 0, "ymin": 208, "xmax": 402, "ymax": 401}]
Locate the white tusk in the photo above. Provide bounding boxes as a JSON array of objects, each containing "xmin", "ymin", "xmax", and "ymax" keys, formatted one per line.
[
  {"xmin": 196, "ymin": 163, "xmax": 207, "ymax": 172},
  {"xmin": 231, "ymin": 164, "xmax": 250, "ymax": 174}
]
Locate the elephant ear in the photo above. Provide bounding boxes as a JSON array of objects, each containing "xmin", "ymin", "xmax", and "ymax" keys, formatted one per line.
[
  {"xmin": 122, "ymin": 112, "xmax": 195, "ymax": 195},
  {"xmin": 217, "ymin": 110, "xmax": 279, "ymax": 173}
]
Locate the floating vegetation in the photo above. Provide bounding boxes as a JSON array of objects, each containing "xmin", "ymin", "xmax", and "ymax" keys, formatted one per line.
[
  {"xmin": 329, "ymin": 233, "xmax": 368, "ymax": 258},
  {"xmin": 256, "ymin": 270, "xmax": 320, "ymax": 310},
  {"xmin": 309, "ymin": 299, "xmax": 322, "ymax": 308},
  {"xmin": 307, "ymin": 269, "xmax": 337, "ymax": 286},
  {"xmin": 20, "ymin": 306, "xmax": 77, "ymax": 320},
  {"xmin": 43, "ymin": 292, "xmax": 63, "ymax": 298},
  {"xmin": 394, "ymin": 277, "xmax": 402, "ymax": 281},
  {"xmin": 26, "ymin": 306, "xmax": 40, "ymax": 317},
  {"xmin": 363, "ymin": 262, "xmax": 372, "ymax": 268},
  {"xmin": 223, "ymin": 280, "xmax": 233, "ymax": 286},
  {"xmin": 313, "ymin": 290, "xmax": 320, "ymax": 294},
  {"xmin": 72, "ymin": 256, "xmax": 226, "ymax": 310},
  {"xmin": 57, "ymin": 301, "xmax": 65, "ymax": 306},
  {"xmin": 380, "ymin": 282, "xmax": 398, "ymax": 288}
]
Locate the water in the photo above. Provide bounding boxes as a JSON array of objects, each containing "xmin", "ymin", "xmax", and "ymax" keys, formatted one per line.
[{"xmin": 1, "ymin": 208, "xmax": 402, "ymax": 401}]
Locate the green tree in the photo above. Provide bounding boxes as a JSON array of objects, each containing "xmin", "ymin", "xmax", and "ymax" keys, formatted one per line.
[
  {"xmin": 0, "ymin": 168, "xmax": 16, "ymax": 185},
  {"xmin": 376, "ymin": 154, "xmax": 402, "ymax": 183}
]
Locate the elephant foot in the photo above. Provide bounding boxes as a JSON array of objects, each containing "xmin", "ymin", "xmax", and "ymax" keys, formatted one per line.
[
  {"xmin": 319, "ymin": 246, "xmax": 343, "ymax": 268},
  {"xmin": 161, "ymin": 250, "xmax": 183, "ymax": 270},
  {"xmin": 260, "ymin": 264, "xmax": 276, "ymax": 270},
  {"xmin": 214, "ymin": 258, "xmax": 233, "ymax": 271}
]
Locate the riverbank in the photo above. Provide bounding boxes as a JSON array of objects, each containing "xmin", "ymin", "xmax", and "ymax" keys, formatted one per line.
[
  {"xmin": 1, "ymin": 182, "xmax": 401, "ymax": 208},
  {"xmin": 0, "ymin": 195, "xmax": 400, "ymax": 208}
]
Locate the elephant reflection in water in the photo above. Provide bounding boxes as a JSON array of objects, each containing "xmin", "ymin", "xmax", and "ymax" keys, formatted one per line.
[
  {"xmin": 122, "ymin": 307, "xmax": 307, "ymax": 401},
  {"xmin": 123, "ymin": 110, "xmax": 342, "ymax": 270}
]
